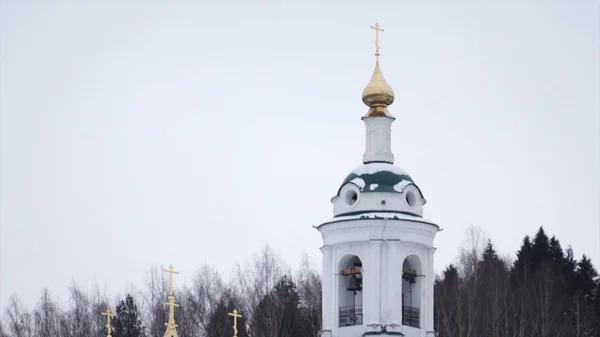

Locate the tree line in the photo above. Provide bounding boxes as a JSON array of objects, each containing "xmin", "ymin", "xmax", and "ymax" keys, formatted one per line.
[
  {"xmin": 435, "ymin": 227, "xmax": 599, "ymax": 337},
  {"xmin": 2, "ymin": 227, "xmax": 599, "ymax": 337}
]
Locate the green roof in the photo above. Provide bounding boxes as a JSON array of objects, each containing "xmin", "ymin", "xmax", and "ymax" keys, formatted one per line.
[{"xmin": 338, "ymin": 163, "xmax": 416, "ymax": 195}]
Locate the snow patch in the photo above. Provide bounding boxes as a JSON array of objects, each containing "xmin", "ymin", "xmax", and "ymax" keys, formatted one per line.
[
  {"xmin": 369, "ymin": 184, "xmax": 379, "ymax": 191},
  {"xmin": 394, "ymin": 180, "xmax": 412, "ymax": 192},
  {"xmin": 349, "ymin": 162, "xmax": 409, "ymax": 176},
  {"xmin": 321, "ymin": 212, "xmax": 436, "ymax": 226},
  {"xmin": 350, "ymin": 177, "xmax": 366, "ymax": 189}
]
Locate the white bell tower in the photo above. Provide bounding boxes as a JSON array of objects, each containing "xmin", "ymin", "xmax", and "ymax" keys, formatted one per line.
[{"xmin": 316, "ymin": 23, "xmax": 440, "ymax": 337}]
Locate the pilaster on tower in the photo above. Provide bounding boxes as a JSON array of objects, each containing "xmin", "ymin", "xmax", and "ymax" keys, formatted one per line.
[{"xmin": 361, "ymin": 23, "xmax": 396, "ymax": 165}]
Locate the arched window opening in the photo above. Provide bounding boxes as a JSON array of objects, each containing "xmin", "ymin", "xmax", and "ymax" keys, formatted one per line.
[
  {"xmin": 402, "ymin": 255, "xmax": 422, "ymax": 328},
  {"xmin": 338, "ymin": 255, "xmax": 363, "ymax": 327}
]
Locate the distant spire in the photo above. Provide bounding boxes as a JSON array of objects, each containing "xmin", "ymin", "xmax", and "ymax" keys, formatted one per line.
[
  {"xmin": 229, "ymin": 308, "xmax": 243, "ymax": 337},
  {"xmin": 362, "ymin": 23, "xmax": 395, "ymax": 118},
  {"xmin": 101, "ymin": 308, "xmax": 116, "ymax": 337},
  {"xmin": 163, "ymin": 264, "xmax": 180, "ymax": 337}
]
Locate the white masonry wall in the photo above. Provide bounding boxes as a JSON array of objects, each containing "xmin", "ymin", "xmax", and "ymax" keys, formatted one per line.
[{"xmin": 362, "ymin": 115, "xmax": 395, "ymax": 164}]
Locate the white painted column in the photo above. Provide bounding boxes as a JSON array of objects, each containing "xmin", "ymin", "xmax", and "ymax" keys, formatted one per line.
[
  {"xmin": 426, "ymin": 248, "xmax": 436, "ymax": 332},
  {"xmin": 331, "ymin": 248, "xmax": 338, "ymax": 332},
  {"xmin": 387, "ymin": 241, "xmax": 402, "ymax": 330},
  {"xmin": 367, "ymin": 240, "xmax": 382, "ymax": 329},
  {"xmin": 397, "ymin": 250, "xmax": 407, "ymax": 328},
  {"xmin": 362, "ymin": 116, "xmax": 395, "ymax": 164},
  {"xmin": 420, "ymin": 251, "xmax": 427, "ymax": 331},
  {"xmin": 321, "ymin": 245, "xmax": 333, "ymax": 336},
  {"xmin": 380, "ymin": 241, "xmax": 389, "ymax": 325}
]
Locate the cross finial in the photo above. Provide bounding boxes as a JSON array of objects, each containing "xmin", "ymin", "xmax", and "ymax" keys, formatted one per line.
[
  {"xmin": 162, "ymin": 264, "xmax": 180, "ymax": 336},
  {"xmin": 228, "ymin": 308, "xmax": 243, "ymax": 337},
  {"xmin": 370, "ymin": 22, "xmax": 384, "ymax": 57},
  {"xmin": 163, "ymin": 264, "xmax": 179, "ymax": 296},
  {"xmin": 101, "ymin": 308, "xmax": 116, "ymax": 337}
]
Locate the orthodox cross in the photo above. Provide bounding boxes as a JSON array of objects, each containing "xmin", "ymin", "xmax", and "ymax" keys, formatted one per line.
[
  {"xmin": 370, "ymin": 22, "xmax": 384, "ymax": 56},
  {"xmin": 228, "ymin": 309, "xmax": 242, "ymax": 337},
  {"xmin": 163, "ymin": 264, "xmax": 179, "ymax": 295},
  {"xmin": 164, "ymin": 294, "xmax": 180, "ymax": 329},
  {"xmin": 162, "ymin": 264, "xmax": 180, "ymax": 332},
  {"xmin": 101, "ymin": 308, "xmax": 116, "ymax": 337}
]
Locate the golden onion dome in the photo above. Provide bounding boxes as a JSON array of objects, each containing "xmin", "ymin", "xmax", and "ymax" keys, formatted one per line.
[{"xmin": 361, "ymin": 59, "xmax": 395, "ymax": 117}]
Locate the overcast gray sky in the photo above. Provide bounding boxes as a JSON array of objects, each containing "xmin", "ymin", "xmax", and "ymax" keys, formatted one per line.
[{"xmin": 1, "ymin": 0, "xmax": 599, "ymax": 309}]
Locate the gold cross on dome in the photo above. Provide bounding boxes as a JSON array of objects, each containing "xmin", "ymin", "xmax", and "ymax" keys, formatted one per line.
[{"xmin": 370, "ymin": 22, "xmax": 384, "ymax": 56}]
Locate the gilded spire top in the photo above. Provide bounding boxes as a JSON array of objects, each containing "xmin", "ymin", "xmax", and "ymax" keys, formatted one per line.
[
  {"xmin": 229, "ymin": 309, "xmax": 243, "ymax": 337},
  {"xmin": 362, "ymin": 22, "xmax": 395, "ymax": 118},
  {"xmin": 101, "ymin": 308, "xmax": 116, "ymax": 337},
  {"xmin": 164, "ymin": 264, "xmax": 179, "ymax": 296},
  {"xmin": 370, "ymin": 23, "xmax": 384, "ymax": 58},
  {"xmin": 163, "ymin": 264, "xmax": 180, "ymax": 337}
]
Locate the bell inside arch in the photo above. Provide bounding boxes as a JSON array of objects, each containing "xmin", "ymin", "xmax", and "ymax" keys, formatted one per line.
[{"xmin": 347, "ymin": 274, "xmax": 363, "ymax": 293}]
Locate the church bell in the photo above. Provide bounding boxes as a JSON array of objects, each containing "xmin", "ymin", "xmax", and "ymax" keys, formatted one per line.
[{"xmin": 346, "ymin": 274, "xmax": 363, "ymax": 293}]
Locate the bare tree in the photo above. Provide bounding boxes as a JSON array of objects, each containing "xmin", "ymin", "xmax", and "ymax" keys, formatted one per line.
[
  {"xmin": 435, "ymin": 266, "xmax": 461, "ymax": 337},
  {"xmin": 4, "ymin": 295, "xmax": 33, "ymax": 337},
  {"xmin": 191, "ymin": 265, "xmax": 225, "ymax": 335},
  {"xmin": 66, "ymin": 282, "xmax": 93, "ymax": 337},
  {"xmin": 568, "ymin": 293, "xmax": 597, "ymax": 337},
  {"xmin": 477, "ymin": 248, "xmax": 510, "ymax": 337},
  {"xmin": 234, "ymin": 244, "xmax": 288, "ymax": 336},
  {"xmin": 457, "ymin": 226, "xmax": 486, "ymax": 337},
  {"xmin": 143, "ymin": 265, "xmax": 168, "ymax": 337},
  {"xmin": 295, "ymin": 252, "xmax": 322, "ymax": 337},
  {"xmin": 0, "ymin": 318, "xmax": 8, "ymax": 337},
  {"xmin": 457, "ymin": 225, "xmax": 487, "ymax": 279},
  {"xmin": 530, "ymin": 262, "xmax": 567, "ymax": 337},
  {"xmin": 89, "ymin": 282, "xmax": 110, "ymax": 337},
  {"xmin": 33, "ymin": 289, "xmax": 60, "ymax": 337},
  {"xmin": 175, "ymin": 285, "xmax": 201, "ymax": 337}
]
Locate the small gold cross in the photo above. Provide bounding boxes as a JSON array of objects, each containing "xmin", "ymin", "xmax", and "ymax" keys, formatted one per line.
[
  {"xmin": 370, "ymin": 22, "xmax": 385, "ymax": 56},
  {"xmin": 101, "ymin": 308, "xmax": 116, "ymax": 337},
  {"xmin": 163, "ymin": 264, "xmax": 179, "ymax": 295},
  {"xmin": 228, "ymin": 308, "xmax": 243, "ymax": 337}
]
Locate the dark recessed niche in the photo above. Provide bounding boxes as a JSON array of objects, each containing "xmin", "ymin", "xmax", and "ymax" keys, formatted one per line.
[{"xmin": 345, "ymin": 190, "xmax": 358, "ymax": 206}]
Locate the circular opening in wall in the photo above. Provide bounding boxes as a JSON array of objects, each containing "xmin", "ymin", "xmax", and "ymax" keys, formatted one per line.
[
  {"xmin": 381, "ymin": 200, "xmax": 386, "ymax": 205},
  {"xmin": 405, "ymin": 191, "xmax": 417, "ymax": 207},
  {"xmin": 345, "ymin": 190, "xmax": 358, "ymax": 206}
]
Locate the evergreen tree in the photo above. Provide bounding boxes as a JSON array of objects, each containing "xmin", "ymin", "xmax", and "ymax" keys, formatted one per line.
[
  {"xmin": 254, "ymin": 293, "xmax": 276, "ymax": 337},
  {"xmin": 567, "ymin": 255, "xmax": 599, "ymax": 337},
  {"xmin": 531, "ymin": 227, "xmax": 551, "ymax": 271},
  {"xmin": 273, "ymin": 276, "xmax": 302, "ymax": 337},
  {"xmin": 482, "ymin": 240, "xmax": 498, "ymax": 261},
  {"xmin": 548, "ymin": 236, "xmax": 565, "ymax": 270},
  {"xmin": 480, "ymin": 240, "xmax": 506, "ymax": 272},
  {"xmin": 442, "ymin": 264, "xmax": 459, "ymax": 286},
  {"xmin": 434, "ymin": 265, "xmax": 461, "ymax": 337},
  {"xmin": 254, "ymin": 275, "xmax": 302, "ymax": 337},
  {"xmin": 112, "ymin": 294, "xmax": 146, "ymax": 337},
  {"xmin": 477, "ymin": 240, "xmax": 510, "ymax": 337},
  {"xmin": 592, "ymin": 280, "xmax": 600, "ymax": 337},
  {"xmin": 512, "ymin": 235, "xmax": 533, "ymax": 283},
  {"xmin": 576, "ymin": 255, "xmax": 599, "ymax": 301},
  {"xmin": 563, "ymin": 246, "xmax": 579, "ymax": 296}
]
